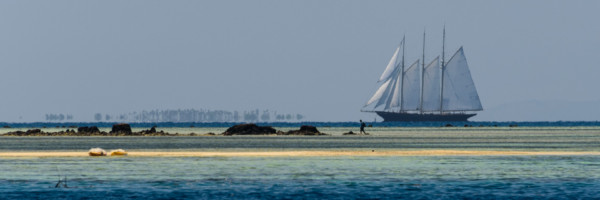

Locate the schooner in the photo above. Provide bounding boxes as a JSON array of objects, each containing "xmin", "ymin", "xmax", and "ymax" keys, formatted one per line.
[{"xmin": 362, "ymin": 28, "xmax": 482, "ymax": 121}]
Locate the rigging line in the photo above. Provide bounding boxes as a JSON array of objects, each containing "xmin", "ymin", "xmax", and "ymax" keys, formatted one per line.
[
  {"xmin": 420, "ymin": 29, "xmax": 425, "ymax": 114},
  {"xmin": 440, "ymin": 26, "xmax": 446, "ymax": 114},
  {"xmin": 399, "ymin": 35, "xmax": 405, "ymax": 111}
]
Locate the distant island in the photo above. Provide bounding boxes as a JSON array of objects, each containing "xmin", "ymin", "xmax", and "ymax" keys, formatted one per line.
[{"xmin": 43, "ymin": 109, "xmax": 305, "ymax": 123}]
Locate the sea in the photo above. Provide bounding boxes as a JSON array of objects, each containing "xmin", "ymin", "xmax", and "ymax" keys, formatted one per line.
[{"xmin": 1, "ymin": 121, "xmax": 600, "ymax": 199}]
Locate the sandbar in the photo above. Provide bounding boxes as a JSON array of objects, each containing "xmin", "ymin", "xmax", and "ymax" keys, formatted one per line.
[{"xmin": 1, "ymin": 150, "xmax": 600, "ymax": 157}]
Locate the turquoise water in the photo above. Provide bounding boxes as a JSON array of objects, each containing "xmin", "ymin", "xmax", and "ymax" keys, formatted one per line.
[
  {"xmin": 2, "ymin": 126, "xmax": 600, "ymax": 151},
  {"xmin": 2, "ymin": 127, "xmax": 600, "ymax": 199},
  {"xmin": 1, "ymin": 121, "xmax": 599, "ymax": 129}
]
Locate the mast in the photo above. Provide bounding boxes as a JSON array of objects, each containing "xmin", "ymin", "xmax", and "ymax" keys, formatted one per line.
[
  {"xmin": 419, "ymin": 30, "xmax": 425, "ymax": 114},
  {"xmin": 439, "ymin": 26, "xmax": 445, "ymax": 114},
  {"xmin": 399, "ymin": 35, "xmax": 405, "ymax": 112}
]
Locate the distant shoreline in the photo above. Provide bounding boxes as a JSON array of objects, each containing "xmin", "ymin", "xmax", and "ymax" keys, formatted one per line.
[
  {"xmin": 2, "ymin": 121, "xmax": 600, "ymax": 128},
  {"xmin": 2, "ymin": 150, "xmax": 600, "ymax": 157}
]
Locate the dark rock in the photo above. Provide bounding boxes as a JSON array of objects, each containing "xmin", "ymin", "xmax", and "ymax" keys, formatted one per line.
[
  {"xmin": 509, "ymin": 124, "xmax": 518, "ymax": 127},
  {"xmin": 299, "ymin": 125, "xmax": 318, "ymax": 133},
  {"xmin": 78, "ymin": 126, "xmax": 100, "ymax": 133},
  {"xmin": 27, "ymin": 129, "xmax": 42, "ymax": 134},
  {"xmin": 8, "ymin": 131, "xmax": 26, "ymax": 136},
  {"xmin": 90, "ymin": 126, "xmax": 100, "ymax": 132},
  {"xmin": 342, "ymin": 131, "xmax": 369, "ymax": 136},
  {"xmin": 343, "ymin": 131, "xmax": 357, "ymax": 135},
  {"xmin": 111, "ymin": 123, "xmax": 132, "ymax": 134},
  {"xmin": 445, "ymin": 124, "xmax": 454, "ymax": 127},
  {"xmin": 222, "ymin": 124, "xmax": 276, "ymax": 135},
  {"xmin": 283, "ymin": 125, "xmax": 326, "ymax": 135},
  {"xmin": 2, "ymin": 126, "xmax": 10, "ymax": 128},
  {"xmin": 77, "ymin": 127, "xmax": 88, "ymax": 132},
  {"xmin": 139, "ymin": 126, "xmax": 161, "ymax": 135}
]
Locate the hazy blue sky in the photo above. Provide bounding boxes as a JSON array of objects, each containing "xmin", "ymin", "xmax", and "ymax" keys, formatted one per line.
[{"xmin": 1, "ymin": 0, "xmax": 599, "ymax": 122}]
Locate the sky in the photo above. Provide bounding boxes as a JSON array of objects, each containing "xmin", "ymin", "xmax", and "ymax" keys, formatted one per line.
[{"xmin": 0, "ymin": 0, "xmax": 599, "ymax": 122}]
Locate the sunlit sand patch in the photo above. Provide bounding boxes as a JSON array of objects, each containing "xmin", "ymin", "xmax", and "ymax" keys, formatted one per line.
[{"xmin": 2, "ymin": 150, "xmax": 600, "ymax": 157}]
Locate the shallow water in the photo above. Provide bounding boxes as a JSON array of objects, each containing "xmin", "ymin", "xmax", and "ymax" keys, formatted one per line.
[
  {"xmin": 2, "ymin": 127, "xmax": 600, "ymax": 151},
  {"xmin": 2, "ymin": 127, "xmax": 600, "ymax": 199}
]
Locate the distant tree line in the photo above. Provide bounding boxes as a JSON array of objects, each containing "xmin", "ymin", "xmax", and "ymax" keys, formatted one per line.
[
  {"xmin": 93, "ymin": 109, "xmax": 304, "ymax": 122},
  {"xmin": 45, "ymin": 114, "xmax": 74, "ymax": 121}
]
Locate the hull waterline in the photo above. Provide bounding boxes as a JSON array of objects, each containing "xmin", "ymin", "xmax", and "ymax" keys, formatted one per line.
[{"xmin": 375, "ymin": 111, "xmax": 476, "ymax": 122}]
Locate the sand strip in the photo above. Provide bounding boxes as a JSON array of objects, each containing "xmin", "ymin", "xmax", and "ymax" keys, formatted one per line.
[{"xmin": 1, "ymin": 150, "xmax": 600, "ymax": 157}]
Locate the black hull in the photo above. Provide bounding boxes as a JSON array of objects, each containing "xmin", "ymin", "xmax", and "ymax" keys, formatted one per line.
[{"xmin": 375, "ymin": 111, "xmax": 476, "ymax": 122}]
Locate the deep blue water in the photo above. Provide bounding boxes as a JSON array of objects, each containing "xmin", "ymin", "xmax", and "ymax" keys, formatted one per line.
[
  {"xmin": 1, "ymin": 121, "xmax": 600, "ymax": 128},
  {"xmin": 3, "ymin": 179, "xmax": 599, "ymax": 199},
  {"xmin": 2, "ymin": 156, "xmax": 600, "ymax": 199}
]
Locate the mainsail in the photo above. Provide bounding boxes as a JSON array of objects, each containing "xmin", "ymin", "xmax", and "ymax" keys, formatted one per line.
[
  {"xmin": 379, "ymin": 62, "xmax": 403, "ymax": 110},
  {"xmin": 442, "ymin": 47, "xmax": 483, "ymax": 111},
  {"xmin": 421, "ymin": 56, "xmax": 441, "ymax": 111},
  {"xmin": 388, "ymin": 65, "xmax": 403, "ymax": 108},
  {"xmin": 401, "ymin": 60, "xmax": 420, "ymax": 110},
  {"xmin": 376, "ymin": 74, "xmax": 396, "ymax": 109}
]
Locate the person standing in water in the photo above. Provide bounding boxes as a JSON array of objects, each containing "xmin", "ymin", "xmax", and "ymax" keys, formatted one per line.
[{"xmin": 360, "ymin": 120, "xmax": 366, "ymax": 134}]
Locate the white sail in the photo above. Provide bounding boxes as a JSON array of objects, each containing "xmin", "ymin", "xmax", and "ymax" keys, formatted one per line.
[
  {"xmin": 442, "ymin": 47, "xmax": 482, "ymax": 111},
  {"xmin": 422, "ymin": 56, "xmax": 441, "ymax": 111},
  {"xmin": 388, "ymin": 66, "xmax": 403, "ymax": 108},
  {"xmin": 378, "ymin": 41, "xmax": 403, "ymax": 82},
  {"xmin": 365, "ymin": 78, "xmax": 392, "ymax": 107},
  {"xmin": 376, "ymin": 75, "xmax": 396, "ymax": 108},
  {"xmin": 401, "ymin": 60, "xmax": 420, "ymax": 111},
  {"xmin": 383, "ymin": 78, "xmax": 397, "ymax": 110}
]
